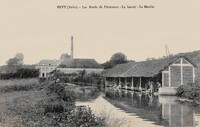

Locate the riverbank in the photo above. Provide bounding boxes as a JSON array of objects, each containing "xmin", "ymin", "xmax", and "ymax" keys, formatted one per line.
[
  {"xmin": 176, "ymin": 83, "xmax": 200, "ymax": 105},
  {"xmin": 0, "ymin": 79, "xmax": 106, "ymax": 127}
]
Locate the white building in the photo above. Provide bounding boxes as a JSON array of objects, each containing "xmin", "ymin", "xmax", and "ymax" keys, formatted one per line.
[
  {"xmin": 36, "ymin": 58, "xmax": 103, "ymax": 78},
  {"xmin": 36, "ymin": 60, "xmax": 61, "ymax": 78}
]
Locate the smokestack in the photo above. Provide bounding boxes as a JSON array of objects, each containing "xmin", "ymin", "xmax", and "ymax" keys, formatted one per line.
[{"xmin": 71, "ymin": 36, "xmax": 74, "ymax": 58}]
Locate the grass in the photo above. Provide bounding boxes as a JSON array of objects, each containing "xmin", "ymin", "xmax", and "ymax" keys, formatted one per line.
[
  {"xmin": 0, "ymin": 79, "xmax": 125, "ymax": 127},
  {"xmin": 98, "ymin": 111, "xmax": 130, "ymax": 127},
  {"xmin": 0, "ymin": 89, "xmax": 47, "ymax": 127},
  {"xmin": 0, "ymin": 78, "xmax": 40, "ymax": 92}
]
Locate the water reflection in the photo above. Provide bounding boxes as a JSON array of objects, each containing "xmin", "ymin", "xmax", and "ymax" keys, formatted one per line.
[
  {"xmin": 75, "ymin": 87, "xmax": 101, "ymax": 102},
  {"xmin": 76, "ymin": 87, "xmax": 200, "ymax": 127}
]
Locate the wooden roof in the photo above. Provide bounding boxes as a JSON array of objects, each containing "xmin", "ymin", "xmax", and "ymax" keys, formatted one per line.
[
  {"xmin": 58, "ymin": 58, "xmax": 102, "ymax": 69},
  {"xmin": 103, "ymin": 51, "xmax": 200, "ymax": 78},
  {"xmin": 36, "ymin": 60, "xmax": 62, "ymax": 66}
]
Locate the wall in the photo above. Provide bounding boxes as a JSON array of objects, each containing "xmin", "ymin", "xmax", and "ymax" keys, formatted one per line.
[
  {"xmin": 162, "ymin": 58, "xmax": 194, "ymax": 87},
  {"xmin": 36, "ymin": 65, "xmax": 57, "ymax": 78}
]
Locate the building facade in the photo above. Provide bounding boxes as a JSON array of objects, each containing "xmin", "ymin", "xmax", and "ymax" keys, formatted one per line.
[
  {"xmin": 103, "ymin": 56, "xmax": 197, "ymax": 95},
  {"xmin": 57, "ymin": 58, "xmax": 103, "ymax": 74},
  {"xmin": 36, "ymin": 58, "xmax": 103, "ymax": 78},
  {"xmin": 36, "ymin": 60, "xmax": 61, "ymax": 78}
]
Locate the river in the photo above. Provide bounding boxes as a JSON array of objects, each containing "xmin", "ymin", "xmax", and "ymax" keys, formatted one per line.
[{"xmin": 76, "ymin": 87, "xmax": 200, "ymax": 127}]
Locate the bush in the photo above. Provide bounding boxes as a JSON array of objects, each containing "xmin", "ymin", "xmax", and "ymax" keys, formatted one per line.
[
  {"xmin": 176, "ymin": 82, "xmax": 200, "ymax": 101},
  {"xmin": 43, "ymin": 80, "xmax": 106, "ymax": 127},
  {"xmin": 50, "ymin": 70, "xmax": 104, "ymax": 87},
  {"xmin": 44, "ymin": 80, "xmax": 76, "ymax": 114},
  {"xmin": 0, "ymin": 68, "xmax": 39, "ymax": 80},
  {"xmin": 67, "ymin": 106, "xmax": 106, "ymax": 127}
]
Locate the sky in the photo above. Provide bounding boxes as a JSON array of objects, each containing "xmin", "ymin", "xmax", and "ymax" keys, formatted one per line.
[{"xmin": 0, "ymin": 0, "xmax": 200, "ymax": 65}]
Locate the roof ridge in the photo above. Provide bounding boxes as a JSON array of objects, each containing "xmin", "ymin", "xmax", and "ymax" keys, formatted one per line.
[{"xmin": 120, "ymin": 64, "xmax": 137, "ymax": 77}]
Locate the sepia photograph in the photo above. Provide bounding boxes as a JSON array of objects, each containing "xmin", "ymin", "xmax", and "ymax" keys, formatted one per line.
[{"xmin": 0, "ymin": 0, "xmax": 200, "ymax": 127}]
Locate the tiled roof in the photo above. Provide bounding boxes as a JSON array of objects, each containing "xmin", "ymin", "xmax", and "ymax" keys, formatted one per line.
[
  {"xmin": 36, "ymin": 60, "xmax": 62, "ymax": 66},
  {"xmin": 58, "ymin": 58, "xmax": 102, "ymax": 68},
  {"xmin": 103, "ymin": 50, "xmax": 200, "ymax": 78}
]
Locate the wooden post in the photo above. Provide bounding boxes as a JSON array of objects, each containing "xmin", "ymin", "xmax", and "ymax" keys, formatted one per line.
[
  {"xmin": 193, "ymin": 67, "xmax": 195, "ymax": 83},
  {"xmin": 118, "ymin": 77, "xmax": 120, "ymax": 86},
  {"xmin": 125, "ymin": 78, "xmax": 127, "ymax": 89},
  {"xmin": 139, "ymin": 77, "xmax": 142, "ymax": 91},
  {"xmin": 119, "ymin": 77, "xmax": 121, "ymax": 88},
  {"xmin": 131, "ymin": 77, "xmax": 134, "ymax": 90},
  {"xmin": 181, "ymin": 58, "xmax": 183, "ymax": 85},
  {"xmin": 105, "ymin": 77, "xmax": 108, "ymax": 87},
  {"xmin": 169, "ymin": 66, "xmax": 171, "ymax": 87},
  {"xmin": 162, "ymin": 72, "xmax": 164, "ymax": 87}
]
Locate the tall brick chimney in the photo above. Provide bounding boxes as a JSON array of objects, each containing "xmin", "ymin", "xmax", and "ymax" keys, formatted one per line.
[{"xmin": 71, "ymin": 36, "xmax": 74, "ymax": 58}]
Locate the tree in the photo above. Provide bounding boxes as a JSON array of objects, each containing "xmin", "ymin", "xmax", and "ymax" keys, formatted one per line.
[
  {"xmin": 6, "ymin": 52, "xmax": 24, "ymax": 66},
  {"xmin": 146, "ymin": 57, "xmax": 156, "ymax": 61},
  {"xmin": 15, "ymin": 52, "xmax": 24, "ymax": 64},
  {"xmin": 102, "ymin": 52, "xmax": 131, "ymax": 69},
  {"xmin": 110, "ymin": 52, "xmax": 128, "ymax": 64},
  {"xmin": 60, "ymin": 53, "xmax": 71, "ymax": 60}
]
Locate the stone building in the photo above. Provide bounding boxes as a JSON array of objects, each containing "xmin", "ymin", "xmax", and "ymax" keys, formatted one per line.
[{"xmin": 36, "ymin": 60, "xmax": 61, "ymax": 78}]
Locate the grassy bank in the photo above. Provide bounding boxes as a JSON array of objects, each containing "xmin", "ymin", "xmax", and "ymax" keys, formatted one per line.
[
  {"xmin": 0, "ymin": 78, "xmax": 40, "ymax": 92},
  {"xmin": 0, "ymin": 79, "xmax": 107, "ymax": 127},
  {"xmin": 0, "ymin": 90, "xmax": 47, "ymax": 127}
]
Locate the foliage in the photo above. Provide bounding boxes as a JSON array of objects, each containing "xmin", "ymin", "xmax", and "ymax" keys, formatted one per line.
[
  {"xmin": 45, "ymin": 81, "xmax": 76, "ymax": 107},
  {"xmin": 51, "ymin": 70, "xmax": 104, "ymax": 86},
  {"xmin": 0, "ymin": 78, "xmax": 40, "ymax": 92},
  {"xmin": 110, "ymin": 52, "xmax": 127, "ymax": 62},
  {"xmin": 66, "ymin": 106, "xmax": 106, "ymax": 127},
  {"xmin": 0, "ymin": 79, "xmax": 115, "ymax": 127},
  {"xmin": 60, "ymin": 53, "xmax": 71, "ymax": 60},
  {"xmin": 0, "ymin": 68, "xmax": 39, "ymax": 80},
  {"xmin": 146, "ymin": 57, "xmax": 156, "ymax": 61},
  {"xmin": 43, "ymin": 80, "xmax": 106, "ymax": 127},
  {"xmin": 176, "ymin": 82, "xmax": 200, "ymax": 101},
  {"xmin": 6, "ymin": 52, "xmax": 24, "ymax": 66},
  {"xmin": 102, "ymin": 52, "xmax": 132, "ymax": 69}
]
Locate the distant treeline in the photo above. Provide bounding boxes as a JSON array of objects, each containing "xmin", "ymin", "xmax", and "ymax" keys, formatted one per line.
[{"xmin": 0, "ymin": 68, "xmax": 39, "ymax": 80}]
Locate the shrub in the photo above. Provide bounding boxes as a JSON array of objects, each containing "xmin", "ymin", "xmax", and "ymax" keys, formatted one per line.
[
  {"xmin": 67, "ymin": 106, "xmax": 106, "ymax": 127},
  {"xmin": 50, "ymin": 70, "xmax": 104, "ymax": 87},
  {"xmin": 0, "ymin": 68, "xmax": 39, "ymax": 80},
  {"xmin": 176, "ymin": 82, "xmax": 200, "ymax": 101},
  {"xmin": 44, "ymin": 80, "xmax": 76, "ymax": 112},
  {"xmin": 43, "ymin": 80, "xmax": 106, "ymax": 127}
]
